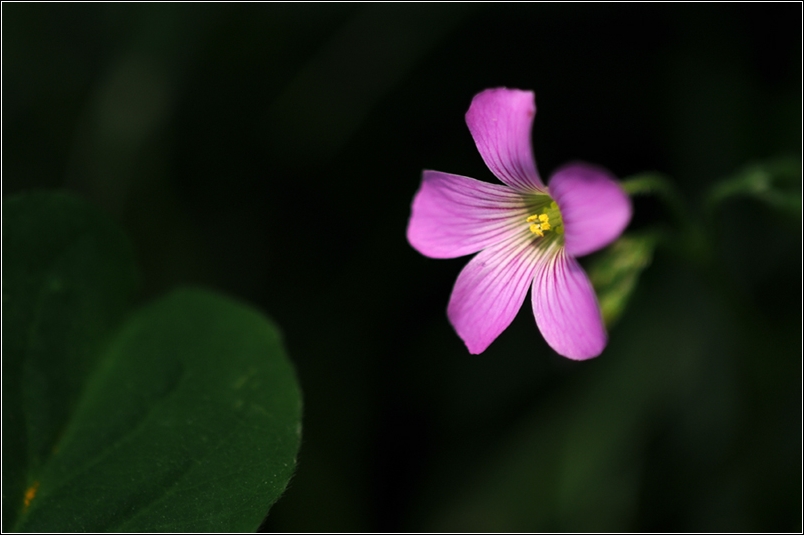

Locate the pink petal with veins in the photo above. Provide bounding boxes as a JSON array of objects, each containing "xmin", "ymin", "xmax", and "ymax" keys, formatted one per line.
[
  {"xmin": 531, "ymin": 247, "xmax": 607, "ymax": 359},
  {"xmin": 407, "ymin": 170, "xmax": 527, "ymax": 259},
  {"xmin": 465, "ymin": 88, "xmax": 547, "ymax": 194},
  {"xmin": 549, "ymin": 162, "xmax": 631, "ymax": 257},
  {"xmin": 448, "ymin": 235, "xmax": 540, "ymax": 353}
]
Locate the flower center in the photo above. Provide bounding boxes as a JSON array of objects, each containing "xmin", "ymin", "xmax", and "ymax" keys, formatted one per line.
[{"xmin": 525, "ymin": 201, "xmax": 564, "ymax": 239}]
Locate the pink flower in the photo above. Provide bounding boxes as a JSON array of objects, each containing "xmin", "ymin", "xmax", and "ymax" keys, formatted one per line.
[{"xmin": 406, "ymin": 88, "xmax": 631, "ymax": 360}]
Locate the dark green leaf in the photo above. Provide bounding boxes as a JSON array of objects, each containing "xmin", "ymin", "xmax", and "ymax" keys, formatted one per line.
[
  {"xmin": 4, "ymin": 192, "xmax": 302, "ymax": 532},
  {"xmin": 3, "ymin": 191, "xmax": 139, "ymax": 530},
  {"xmin": 15, "ymin": 289, "xmax": 302, "ymax": 532}
]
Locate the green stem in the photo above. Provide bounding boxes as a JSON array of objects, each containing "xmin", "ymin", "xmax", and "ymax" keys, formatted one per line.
[
  {"xmin": 621, "ymin": 173, "xmax": 711, "ymax": 267},
  {"xmin": 703, "ymin": 156, "xmax": 802, "ymax": 221}
]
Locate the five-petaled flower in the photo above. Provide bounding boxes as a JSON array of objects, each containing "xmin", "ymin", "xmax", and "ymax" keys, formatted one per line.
[{"xmin": 406, "ymin": 88, "xmax": 631, "ymax": 359}]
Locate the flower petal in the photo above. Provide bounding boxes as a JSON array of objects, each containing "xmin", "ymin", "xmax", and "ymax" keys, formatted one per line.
[
  {"xmin": 465, "ymin": 88, "xmax": 547, "ymax": 194},
  {"xmin": 531, "ymin": 247, "xmax": 606, "ymax": 360},
  {"xmin": 549, "ymin": 162, "xmax": 632, "ymax": 257},
  {"xmin": 407, "ymin": 170, "xmax": 527, "ymax": 259},
  {"xmin": 447, "ymin": 235, "xmax": 539, "ymax": 354}
]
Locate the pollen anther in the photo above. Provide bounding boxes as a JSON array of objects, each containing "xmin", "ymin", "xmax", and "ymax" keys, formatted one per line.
[
  {"xmin": 527, "ymin": 212, "xmax": 552, "ymax": 237},
  {"xmin": 529, "ymin": 223, "xmax": 544, "ymax": 237}
]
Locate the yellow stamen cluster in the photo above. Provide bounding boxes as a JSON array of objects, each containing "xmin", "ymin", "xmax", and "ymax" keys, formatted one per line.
[{"xmin": 526, "ymin": 213, "xmax": 551, "ymax": 237}]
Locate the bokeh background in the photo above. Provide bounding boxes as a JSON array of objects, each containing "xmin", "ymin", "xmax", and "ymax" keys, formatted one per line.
[{"xmin": 4, "ymin": 3, "xmax": 801, "ymax": 532}]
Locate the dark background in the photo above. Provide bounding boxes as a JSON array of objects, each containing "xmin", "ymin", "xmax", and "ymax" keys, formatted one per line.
[{"xmin": 4, "ymin": 3, "xmax": 801, "ymax": 531}]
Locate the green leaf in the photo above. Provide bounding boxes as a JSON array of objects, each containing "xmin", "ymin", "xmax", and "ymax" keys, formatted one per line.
[
  {"xmin": 587, "ymin": 232, "xmax": 660, "ymax": 328},
  {"xmin": 3, "ymin": 192, "xmax": 302, "ymax": 532},
  {"xmin": 3, "ymin": 191, "xmax": 139, "ymax": 530}
]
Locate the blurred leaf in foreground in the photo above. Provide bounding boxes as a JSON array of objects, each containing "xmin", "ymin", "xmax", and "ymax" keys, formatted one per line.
[{"xmin": 3, "ymin": 192, "xmax": 302, "ymax": 532}]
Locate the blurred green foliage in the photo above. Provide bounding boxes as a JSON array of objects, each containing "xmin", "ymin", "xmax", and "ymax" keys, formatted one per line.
[
  {"xmin": 3, "ymin": 193, "xmax": 302, "ymax": 531},
  {"xmin": 3, "ymin": 3, "xmax": 801, "ymax": 531},
  {"xmin": 3, "ymin": 192, "xmax": 139, "ymax": 529},
  {"xmin": 588, "ymin": 230, "xmax": 661, "ymax": 328}
]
